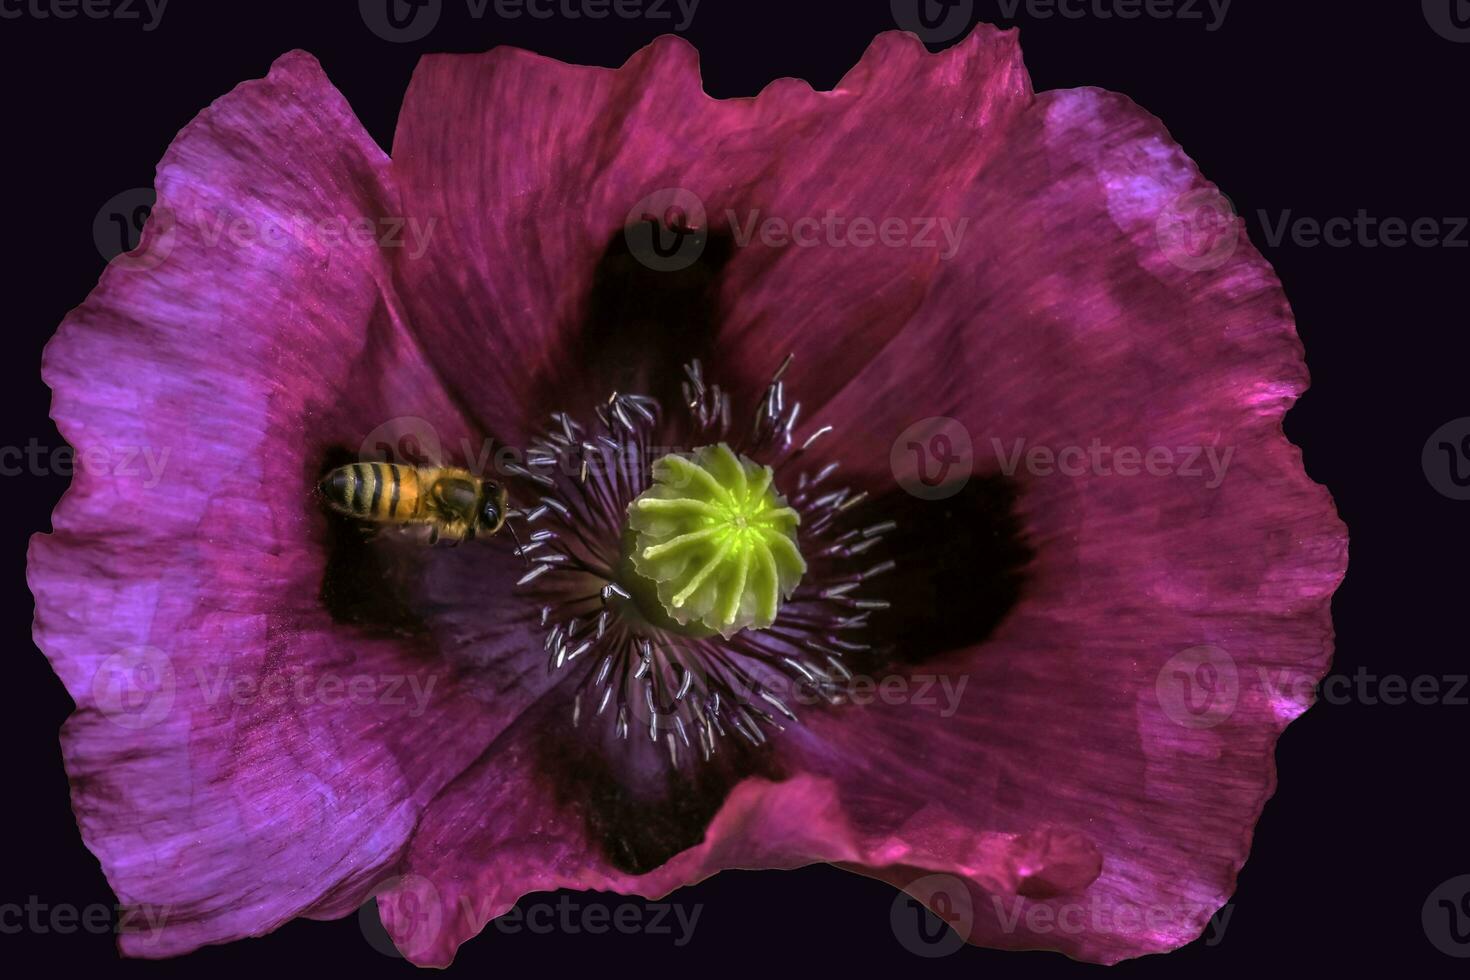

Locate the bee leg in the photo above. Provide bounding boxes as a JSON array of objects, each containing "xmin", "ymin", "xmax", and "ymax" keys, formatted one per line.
[{"xmin": 427, "ymin": 527, "xmax": 440, "ymax": 546}]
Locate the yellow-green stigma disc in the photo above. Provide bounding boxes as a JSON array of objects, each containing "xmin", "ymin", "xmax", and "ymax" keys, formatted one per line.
[{"xmin": 625, "ymin": 444, "xmax": 805, "ymax": 638}]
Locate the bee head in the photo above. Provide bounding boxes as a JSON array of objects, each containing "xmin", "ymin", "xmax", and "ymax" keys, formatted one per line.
[{"xmin": 479, "ymin": 482, "xmax": 507, "ymax": 534}]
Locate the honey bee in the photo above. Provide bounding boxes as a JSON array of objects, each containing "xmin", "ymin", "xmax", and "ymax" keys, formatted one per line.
[{"xmin": 319, "ymin": 462, "xmax": 509, "ymax": 545}]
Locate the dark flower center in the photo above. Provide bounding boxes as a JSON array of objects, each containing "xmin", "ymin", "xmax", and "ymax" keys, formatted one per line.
[
  {"xmin": 505, "ymin": 358, "xmax": 895, "ymax": 767},
  {"xmin": 313, "ymin": 220, "xmax": 1034, "ymax": 870}
]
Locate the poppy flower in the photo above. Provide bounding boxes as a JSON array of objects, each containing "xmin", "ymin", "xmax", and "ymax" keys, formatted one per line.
[{"xmin": 28, "ymin": 24, "xmax": 1346, "ymax": 966}]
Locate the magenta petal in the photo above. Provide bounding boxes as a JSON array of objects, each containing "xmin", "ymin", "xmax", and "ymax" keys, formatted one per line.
[
  {"xmin": 372, "ymin": 32, "xmax": 1340, "ymax": 966},
  {"xmin": 393, "ymin": 49, "xmax": 1338, "ymax": 968},
  {"xmin": 388, "ymin": 29, "xmax": 1032, "ymax": 436},
  {"xmin": 711, "ymin": 28, "xmax": 1033, "ymax": 414},
  {"xmin": 30, "ymin": 25, "xmax": 1347, "ymax": 967},
  {"xmin": 379, "ymin": 720, "xmax": 1099, "ymax": 966},
  {"xmin": 764, "ymin": 85, "xmax": 1346, "ymax": 959},
  {"xmin": 28, "ymin": 51, "xmax": 497, "ymax": 955},
  {"xmin": 389, "ymin": 36, "xmax": 731, "ymax": 441}
]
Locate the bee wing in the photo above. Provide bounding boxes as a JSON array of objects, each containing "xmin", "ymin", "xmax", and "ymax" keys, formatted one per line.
[
  {"xmin": 366, "ymin": 523, "xmax": 438, "ymax": 547},
  {"xmin": 412, "ymin": 524, "xmax": 440, "ymax": 547}
]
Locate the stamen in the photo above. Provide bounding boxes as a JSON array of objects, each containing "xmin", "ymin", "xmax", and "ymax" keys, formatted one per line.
[
  {"xmin": 508, "ymin": 361, "xmax": 891, "ymax": 766},
  {"xmin": 627, "ymin": 444, "xmax": 805, "ymax": 636}
]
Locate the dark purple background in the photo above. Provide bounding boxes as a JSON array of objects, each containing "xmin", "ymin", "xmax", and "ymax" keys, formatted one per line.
[{"xmin": 2, "ymin": 0, "xmax": 1464, "ymax": 974}]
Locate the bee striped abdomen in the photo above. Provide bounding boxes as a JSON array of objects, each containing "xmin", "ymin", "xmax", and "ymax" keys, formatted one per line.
[{"xmin": 320, "ymin": 463, "xmax": 422, "ymax": 523}]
